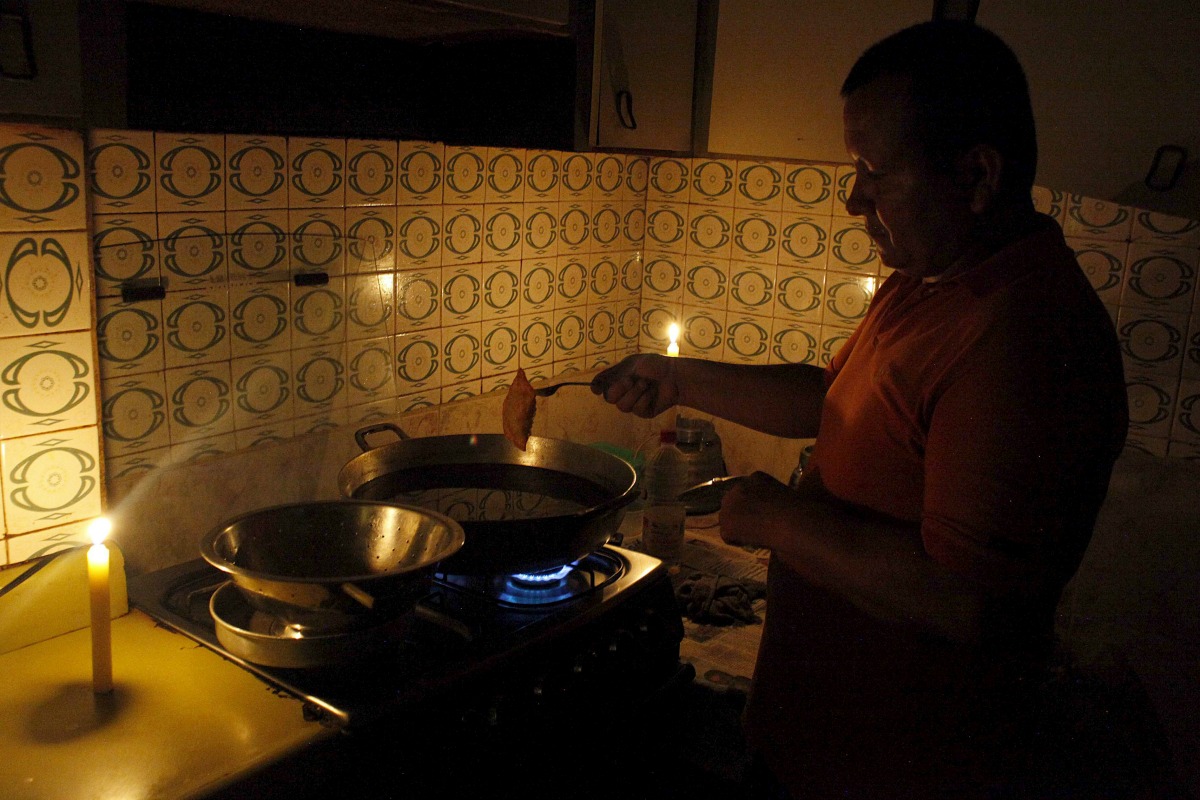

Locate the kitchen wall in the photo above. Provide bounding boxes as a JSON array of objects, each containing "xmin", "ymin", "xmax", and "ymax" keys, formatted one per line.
[{"xmin": 2, "ymin": 120, "xmax": 1199, "ymax": 570}]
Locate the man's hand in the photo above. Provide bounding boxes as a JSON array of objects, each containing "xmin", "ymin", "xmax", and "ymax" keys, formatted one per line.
[
  {"xmin": 591, "ymin": 354, "xmax": 680, "ymax": 418},
  {"xmin": 719, "ymin": 471, "xmax": 797, "ymax": 551}
]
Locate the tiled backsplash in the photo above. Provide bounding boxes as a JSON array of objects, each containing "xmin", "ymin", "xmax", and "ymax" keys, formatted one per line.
[{"xmin": 2, "ymin": 120, "xmax": 1198, "ymax": 567}]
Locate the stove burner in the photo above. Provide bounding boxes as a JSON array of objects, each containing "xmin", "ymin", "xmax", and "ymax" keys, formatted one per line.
[
  {"xmin": 438, "ymin": 549, "xmax": 625, "ymax": 609},
  {"xmin": 509, "ymin": 565, "xmax": 572, "ymax": 589}
]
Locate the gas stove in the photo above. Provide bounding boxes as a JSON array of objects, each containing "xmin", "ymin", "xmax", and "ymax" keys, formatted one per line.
[{"xmin": 128, "ymin": 544, "xmax": 690, "ymax": 732}]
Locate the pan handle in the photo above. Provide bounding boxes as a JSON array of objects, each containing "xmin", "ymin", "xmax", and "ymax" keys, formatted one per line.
[{"xmin": 354, "ymin": 422, "xmax": 410, "ymax": 452}]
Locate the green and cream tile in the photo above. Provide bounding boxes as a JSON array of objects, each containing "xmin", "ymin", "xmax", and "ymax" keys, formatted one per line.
[
  {"xmin": 290, "ymin": 208, "xmax": 346, "ymax": 275},
  {"xmin": 480, "ymin": 262, "xmax": 521, "ymax": 321},
  {"xmin": 157, "ymin": 211, "xmax": 228, "ymax": 289},
  {"xmin": 1, "ymin": 426, "xmax": 102, "ymax": 533},
  {"xmin": 92, "ymin": 213, "xmax": 160, "ymax": 296},
  {"xmin": 397, "ymin": 141, "xmax": 444, "ymax": 205},
  {"xmin": 288, "ymin": 137, "xmax": 345, "ymax": 208},
  {"xmin": 154, "ymin": 133, "xmax": 224, "ymax": 213},
  {"xmin": 444, "ymin": 146, "xmax": 487, "ymax": 204},
  {"xmin": 483, "ymin": 204, "xmax": 524, "ymax": 262},
  {"xmin": 346, "ymin": 139, "xmax": 398, "ymax": 207},
  {"xmin": 96, "ymin": 295, "xmax": 165, "ymax": 379},
  {"xmin": 293, "ymin": 343, "xmax": 350, "ymax": 415},
  {"xmin": 396, "ymin": 206, "xmax": 442, "ymax": 269},
  {"xmin": 226, "ymin": 210, "xmax": 289, "ymax": 282},
  {"xmin": 394, "ymin": 268, "xmax": 442, "ymax": 333},
  {"xmin": 0, "ymin": 231, "xmax": 91, "ymax": 335},
  {"xmin": 291, "ymin": 277, "xmax": 346, "ymax": 348},
  {"xmin": 87, "ymin": 129, "xmax": 157, "ymax": 216},
  {"xmin": 225, "ymin": 135, "xmax": 288, "ymax": 211},
  {"xmin": 0, "ymin": 330, "xmax": 97, "ymax": 439},
  {"xmin": 231, "ymin": 351, "xmax": 293, "ymax": 429},
  {"xmin": 442, "ymin": 264, "xmax": 483, "ymax": 325},
  {"xmin": 395, "ymin": 330, "xmax": 442, "ymax": 395},
  {"xmin": 161, "ymin": 287, "xmax": 231, "ymax": 369},
  {"xmin": 345, "ymin": 271, "xmax": 395, "ymax": 341},
  {"xmin": 0, "ymin": 124, "xmax": 86, "ymax": 233},
  {"xmin": 524, "ymin": 150, "xmax": 561, "ymax": 202},
  {"xmin": 100, "ymin": 371, "xmax": 170, "ymax": 458},
  {"xmin": 164, "ymin": 363, "xmax": 234, "ymax": 443}
]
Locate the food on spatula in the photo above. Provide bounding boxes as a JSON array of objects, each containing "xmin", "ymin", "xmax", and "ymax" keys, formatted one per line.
[{"xmin": 502, "ymin": 367, "xmax": 537, "ymax": 450}]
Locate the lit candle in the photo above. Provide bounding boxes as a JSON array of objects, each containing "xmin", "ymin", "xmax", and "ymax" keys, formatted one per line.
[
  {"xmin": 87, "ymin": 518, "xmax": 113, "ymax": 694},
  {"xmin": 666, "ymin": 323, "xmax": 680, "ymax": 357}
]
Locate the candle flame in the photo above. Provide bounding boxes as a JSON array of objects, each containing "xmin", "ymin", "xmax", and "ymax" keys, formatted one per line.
[
  {"xmin": 88, "ymin": 517, "xmax": 112, "ymax": 546},
  {"xmin": 667, "ymin": 323, "xmax": 680, "ymax": 344}
]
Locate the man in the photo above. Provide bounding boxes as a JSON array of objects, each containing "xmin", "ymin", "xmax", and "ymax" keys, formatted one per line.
[{"xmin": 593, "ymin": 20, "xmax": 1129, "ymax": 799}]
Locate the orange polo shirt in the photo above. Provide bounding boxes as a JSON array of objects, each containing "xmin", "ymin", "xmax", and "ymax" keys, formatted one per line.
[{"xmin": 744, "ymin": 216, "xmax": 1128, "ymax": 797}]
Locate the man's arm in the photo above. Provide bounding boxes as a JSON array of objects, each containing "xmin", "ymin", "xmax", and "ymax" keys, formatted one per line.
[
  {"xmin": 720, "ymin": 472, "xmax": 994, "ymax": 644},
  {"xmin": 592, "ymin": 354, "xmax": 828, "ymax": 439}
]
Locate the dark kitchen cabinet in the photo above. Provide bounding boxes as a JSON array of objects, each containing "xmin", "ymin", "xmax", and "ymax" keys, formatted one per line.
[
  {"xmin": 975, "ymin": 0, "xmax": 1200, "ymax": 219},
  {"xmin": 703, "ymin": 0, "xmax": 932, "ymax": 161},
  {"xmin": 0, "ymin": 0, "xmax": 81, "ymax": 120},
  {"xmin": 588, "ymin": 0, "xmax": 700, "ymax": 153}
]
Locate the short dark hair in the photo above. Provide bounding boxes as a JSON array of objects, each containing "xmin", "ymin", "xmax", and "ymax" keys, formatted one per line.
[{"xmin": 841, "ymin": 20, "xmax": 1037, "ymax": 201}]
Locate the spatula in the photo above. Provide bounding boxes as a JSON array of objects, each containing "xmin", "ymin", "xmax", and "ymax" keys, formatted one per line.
[{"xmin": 533, "ymin": 381, "xmax": 594, "ymax": 397}]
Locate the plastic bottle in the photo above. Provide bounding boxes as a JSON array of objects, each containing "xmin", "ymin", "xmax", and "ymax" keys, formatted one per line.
[{"xmin": 641, "ymin": 430, "xmax": 687, "ymax": 562}]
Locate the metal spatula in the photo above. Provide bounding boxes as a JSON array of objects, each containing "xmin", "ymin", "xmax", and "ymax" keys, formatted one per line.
[{"xmin": 533, "ymin": 381, "xmax": 594, "ymax": 397}]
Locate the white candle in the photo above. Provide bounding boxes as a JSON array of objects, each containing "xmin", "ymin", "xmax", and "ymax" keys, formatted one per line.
[
  {"xmin": 87, "ymin": 518, "xmax": 113, "ymax": 694},
  {"xmin": 666, "ymin": 323, "xmax": 680, "ymax": 357}
]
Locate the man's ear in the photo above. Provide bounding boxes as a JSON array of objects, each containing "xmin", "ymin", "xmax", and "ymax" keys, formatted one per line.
[{"xmin": 957, "ymin": 144, "xmax": 1005, "ymax": 213}]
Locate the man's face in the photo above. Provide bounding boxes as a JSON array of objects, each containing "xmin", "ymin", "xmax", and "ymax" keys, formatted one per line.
[{"xmin": 842, "ymin": 74, "xmax": 976, "ymax": 279}]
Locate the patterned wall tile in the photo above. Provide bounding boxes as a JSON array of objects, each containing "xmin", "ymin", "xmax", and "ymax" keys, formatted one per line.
[
  {"xmin": 481, "ymin": 317, "xmax": 519, "ymax": 377},
  {"xmin": 828, "ymin": 216, "xmax": 879, "ymax": 274},
  {"xmin": 394, "ymin": 268, "xmax": 442, "ymax": 333},
  {"xmin": 92, "ymin": 213, "xmax": 160, "ymax": 296},
  {"xmin": 1116, "ymin": 307, "xmax": 1188, "ymax": 377},
  {"xmin": 681, "ymin": 306, "xmax": 726, "ymax": 360},
  {"xmin": 164, "ymin": 363, "xmax": 234, "ymax": 444},
  {"xmin": 0, "ymin": 330, "xmax": 97, "ymax": 439},
  {"xmin": 778, "ymin": 213, "xmax": 831, "ymax": 269},
  {"xmin": 1173, "ymin": 378, "xmax": 1200, "ymax": 445},
  {"xmin": 485, "ymin": 147, "xmax": 525, "ymax": 203},
  {"xmin": 287, "ymin": 137, "xmax": 345, "ymax": 208},
  {"xmin": 735, "ymin": 159, "xmax": 785, "ymax": 211},
  {"xmin": 1125, "ymin": 367, "xmax": 1177, "ymax": 440},
  {"xmin": 397, "ymin": 141, "xmax": 444, "ymax": 205},
  {"xmin": 1130, "ymin": 209, "xmax": 1200, "ymax": 246},
  {"xmin": 647, "ymin": 157, "xmax": 689, "ymax": 203},
  {"xmin": 480, "ymin": 261, "xmax": 520, "ymax": 320},
  {"xmin": 686, "ymin": 206, "xmax": 733, "ymax": 259},
  {"xmin": 691, "ymin": 158, "xmax": 736, "ymax": 207},
  {"xmin": 521, "ymin": 258, "xmax": 556, "ymax": 314},
  {"xmin": 523, "ymin": 202, "xmax": 559, "ymax": 258},
  {"xmin": 553, "ymin": 307, "xmax": 587, "ymax": 362},
  {"xmin": 643, "ymin": 252, "xmax": 685, "ymax": 304},
  {"xmin": 483, "ymin": 204, "xmax": 524, "ymax": 262},
  {"xmin": 585, "ymin": 303, "xmax": 617, "ymax": 355},
  {"xmin": 96, "ymin": 295, "xmax": 165, "ymax": 379},
  {"xmin": 100, "ymin": 371, "xmax": 170, "ymax": 458},
  {"xmin": 824, "ymin": 272, "xmax": 877, "ymax": 328},
  {"xmin": 1185, "ymin": 314, "xmax": 1200, "ymax": 381},
  {"xmin": 561, "ymin": 153, "xmax": 594, "ymax": 202},
  {"xmin": 231, "ymin": 351, "xmax": 293, "ymax": 429},
  {"xmin": 774, "ymin": 266, "xmax": 825, "ymax": 323},
  {"xmin": 155, "ymin": 133, "xmax": 224, "ymax": 213},
  {"xmin": 394, "ymin": 329, "xmax": 441, "ymax": 395},
  {"xmin": 782, "ymin": 163, "xmax": 836, "ymax": 216},
  {"xmin": 290, "ymin": 208, "xmax": 346, "ymax": 275},
  {"xmin": 225, "ymin": 135, "xmax": 288, "ymax": 210},
  {"xmin": 396, "ymin": 205, "xmax": 442, "ymax": 268},
  {"xmin": 594, "ymin": 154, "xmax": 626, "ymax": 202},
  {"xmin": 346, "ymin": 206, "xmax": 397, "ymax": 272},
  {"xmin": 229, "ymin": 282, "xmax": 290, "ymax": 357},
  {"xmin": 346, "ymin": 271, "xmax": 395, "ymax": 340},
  {"xmin": 558, "ymin": 201, "xmax": 592, "ymax": 255},
  {"xmin": 226, "ymin": 210, "xmax": 289, "ymax": 282},
  {"xmin": 0, "ymin": 231, "xmax": 91, "ymax": 336},
  {"xmin": 519, "ymin": 312, "xmax": 556, "ymax": 368},
  {"xmin": 346, "ymin": 139, "xmax": 398, "ymax": 207},
  {"xmin": 592, "ymin": 202, "xmax": 622, "ymax": 252},
  {"xmin": 88, "ymin": 129, "xmax": 157, "ymax": 215},
  {"xmin": 589, "ymin": 254, "xmax": 620, "ymax": 305},
  {"xmin": 1070, "ymin": 239, "xmax": 1127, "ymax": 307},
  {"xmin": 290, "ymin": 345, "xmax": 348, "ymax": 419},
  {"xmin": 442, "ymin": 264, "xmax": 483, "ymax": 325},
  {"xmin": 638, "ymin": 302, "xmax": 680, "ymax": 355},
  {"xmin": 1, "ymin": 426, "xmax": 102, "ymax": 533},
  {"xmin": 444, "ymin": 146, "xmax": 487, "ymax": 204},
  {"xmin": 1120, "ymin": 242, "xmax": 1197, "ymax": 315},
  {"xmin": 555, "ymin": 256, "xmax": 589, "ymax": 309},
  {"xmin": 729, "ymin": 261, "xmax": 776, "ymax": 317},
  {"xmin": 732, "ymin": 209, "xmax": 781, "ymax": 263},
  {"xmin": 162, "ymin": 286, "xmax": 231, "ymax": 369},
  {"xmin": 1064, "ymin": 194, "xmax": 1134, "ymax": 241},
  {"xmin": 769, "ymin": 318, "xmax": 821, "ymax": 365},
  {"xmin": 443, "ymin": 205, "xmax": 484, "ymax": 265},
  {"xmin": 157, "ymin": 211, "xmax": 227, "ymax": 289},
  {"xmin": 0, "ymin": 125, "xmax": 86, "ymax": 233},
  {"xmin": 524, "ymin": 150, "xmax": 561, "ymax": 202},
  {"xmin": 343, "ymin": 338, "xmax": 391, "ymax": 409},
  {"xmin": 683, "ymin": 257, "xmax": 729, "ymax": 311},
  {"xmin": 725, "ymin": 313, "xmax": 772, "ymax": 365},
  {"xmin": 291, "ymin": 277, "xmax": 346, "ymax": 348}
]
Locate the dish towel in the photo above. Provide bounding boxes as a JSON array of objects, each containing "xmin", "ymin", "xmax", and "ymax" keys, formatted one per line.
[{"xmin": 673, "ymin": 571, "xmax": 765, "ymax": 625}]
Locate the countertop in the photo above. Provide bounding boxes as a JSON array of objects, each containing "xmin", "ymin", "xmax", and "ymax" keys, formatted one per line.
[{"xmin": 0, "ymin": 611, "xmax": 332, "ymax": 800}]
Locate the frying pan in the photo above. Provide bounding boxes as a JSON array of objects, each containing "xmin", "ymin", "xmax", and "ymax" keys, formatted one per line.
[{"xmin": 337, "ymin": 423, "xmax": 639, "ymax": 575}]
